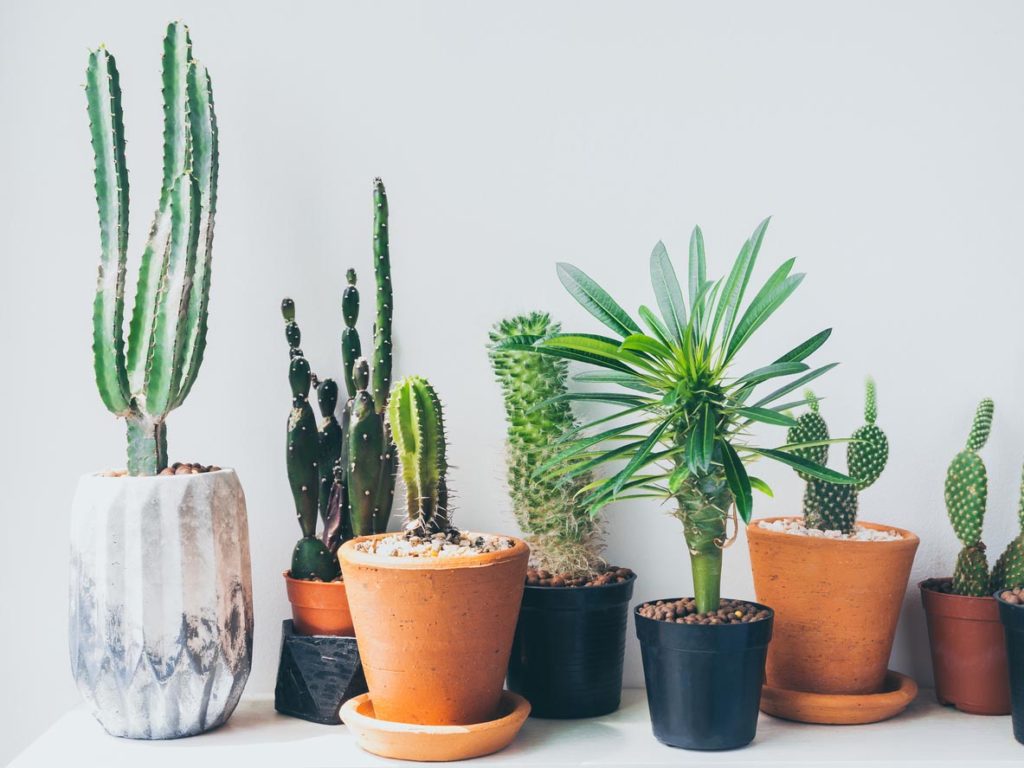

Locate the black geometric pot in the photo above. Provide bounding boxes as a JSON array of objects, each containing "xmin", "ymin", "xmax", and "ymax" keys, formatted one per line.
[
  {"xmin": 274, "ymin": 620, "xmax": 367, "ymax": 725},
  {"xmin": 995, "ymin": 592, "xmax": 1024, "ymax": 745},
  {"xmin": 635, "ymin": 599, "xmax": 773, "ymax": 750},
  {"xmin": 507, "ymin": 574, "xmax": 635, "ymax": 718}
]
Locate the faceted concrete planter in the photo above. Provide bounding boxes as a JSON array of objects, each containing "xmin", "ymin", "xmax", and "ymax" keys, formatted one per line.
[
  {"xmin": 274, "ymin": 620, "xmax": 367, "ymax": 724},
  {"xmin": 68, "ymin": 469, "xmax": 254, "ymax": 739}
]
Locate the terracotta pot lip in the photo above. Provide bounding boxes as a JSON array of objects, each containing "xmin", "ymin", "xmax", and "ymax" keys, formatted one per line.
[
  {"xmin": 747, "ymin": 516, "xmax": 920, "ymax": 548},
  {"xmin": 918, "ymin": 577, "xmax": 995, "ymax": 602},
  {"xmin": 339, "ymin": 532, "xmax": 529, "ymax": 570},
  {"xmin": 342, "ymin": 691, "xmax": 530, "ymax": 734},
  {"xmin": 84, "ymin": 467, "xmax": 236, "ymax": 481},
  {"xmin": 524, "ymin": 572, "xmax": 637, "ymax": 590},
  {"xmin": 282, "ymin": 570, "xmax": 345, "ymax": 587}
]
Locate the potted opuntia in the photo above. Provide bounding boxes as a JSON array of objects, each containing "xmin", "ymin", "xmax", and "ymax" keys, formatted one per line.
[
  {"xmin": 502, "ymin": 220, "xmax": 846, "ymax": 750},
  {"xmin": 747, "ymin": 381, "xmax": 920, "ymax": 724},
  {"xmin": 489, "ymin": 312, "xmax": 636, "ymax": 719},
  {"xmin": 274, "ymin": 179, "xmax": 396, "ymax": 724},
  {"xmin": 920, "ymin": 399, "xmax": 1012, "ymax": 715},
  {"xmin": 339, "ymin": 376, "xmax": 531, "ymax": 761},
  {"xmin": 69, "ymin": 22, "xmax": 254, "ymax": 739}
]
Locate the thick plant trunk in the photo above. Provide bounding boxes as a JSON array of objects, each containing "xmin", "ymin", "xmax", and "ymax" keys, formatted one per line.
[
  {"xmin": 676, "ymin": 471, "xmax": 733, "ymax": 614},
  {"xmin": 126, "ymin": 414, "xmax": 168, "ymax": 475}
]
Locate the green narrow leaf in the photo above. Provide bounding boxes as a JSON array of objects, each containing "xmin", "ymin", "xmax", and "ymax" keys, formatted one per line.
[
  {"xmin": 638, "ymin": 305, "xmax": 673, "ymax": 349},
  {"xmin": 621, "ymin": 333, "xmax": 673, "ymax": 360},
  {"xmin": 650, "ymin": 241, "xmax": 687, "ymax": 341},
  {"xmin": 504, "ymin": 340, "xmax": 635, "ymax": 374},
  {"xmin": 556, "ymin": 262, "xmax": 641, "ymax": 338},
  {"xmin": 733, "ymin": 406, "xmax": 799, "ymax": 427},
  {"xmin": 668, "ymin": 463, "xmax": 689, "ymax": 494},
  {"xmin": 749, "ymin": 476, "xmax": 773, "ymax": 497},
  {"xmin": 721, "ymin": 440, "xmax": 753, "ymax": 523},
  {"xmin": 612, "ymin": 420, "xmax": 671, "ymax": 494},
  {"xmin": 749, "ymin": 447, "xmax": 855, "ymax": 484},
  {"xmin": 688, "ymin": 226, "xmax": 706, "ymax": 308},
  {"xmin": 733, "ymin": 361, "xmax": 808, "ymax": 388},
  {"xmin": 574, "ymin": 370, "xmax": 659, "ymax": 393},
  {"xmin": 773, "ymin": 328, "xmax": 832, "ymax": 364},
  {"xmin": 726, "ymin": 259, "xmax": 802, "ymax": 360},
  {"xmin": 753, "ymin": 363, "xmax": 839, "ymax": 407},
  {"xmin": 700, "ymin": 403, "xmax": 716, "ymax": 468},
  {"xmin": 528, "ymin": 391, "xmax": 653, "ymax": 413}
]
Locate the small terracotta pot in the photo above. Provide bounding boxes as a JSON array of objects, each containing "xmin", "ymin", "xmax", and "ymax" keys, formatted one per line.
[
  {"xmin": 920, "ymin": 579, "xmax": 1010, "ymax": 715},
  {"xmin": 338, "ymin": 533, "xmax": 529, "ymax": 726},
  {"xmin": 283, "ymin": 571, "xmax": 354, "ymax": 636},
  {"xmin": 747, "ymin": 517, "xmax": 919, "ymax": 696}
]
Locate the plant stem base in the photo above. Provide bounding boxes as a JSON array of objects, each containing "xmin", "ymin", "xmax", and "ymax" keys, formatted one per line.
[{"xmin": 760, "ymin": 670, "xmax": 918, "ymax": 724}]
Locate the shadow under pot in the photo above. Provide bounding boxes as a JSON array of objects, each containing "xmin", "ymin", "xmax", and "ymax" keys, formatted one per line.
[
  {"xmin": 996, "ymin": 590, "xmax": 1024, "ymax": 745},
  {"xmin": 919, "ymin": 578, "xmax": 1010, "ymax": 715},
  {"xmin": 507, "ymin": 573, "xmax": 636, "ymax": 718},
  {"xmin": 634, "ymin": 600, "xmax": 773, "ymax": 751}
]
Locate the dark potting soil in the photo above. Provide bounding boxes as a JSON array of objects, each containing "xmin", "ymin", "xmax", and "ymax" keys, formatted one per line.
[
  {"xmin": 526, "ymin": 566, "xmax": 634, "ymax": 588},
  {"xmin": 1000, "ymin": 587, "xmax": 1024, "ymax": 605},
  {"xmin": 100, "ymin": 462, "xmax": 222, "ymax": 477},
  {"xmin": 638, "ymin": 598, "xmax": 770, "ymax": 625},
  {"xmin": 921, "ymin": 577, "xmax": 956, "ymax": 594}
]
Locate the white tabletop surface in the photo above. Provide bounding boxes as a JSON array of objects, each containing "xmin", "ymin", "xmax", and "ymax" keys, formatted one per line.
[{"xmin": 9, "ymin": 688, "xmax": 1022, "ymax": 766}]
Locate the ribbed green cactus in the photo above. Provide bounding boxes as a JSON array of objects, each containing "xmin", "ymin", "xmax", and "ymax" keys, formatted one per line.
[
  {"xmin": 991, "ymin": 462, "xmax": 1024, "ymax": 592},
  {"xmin": 87, "ymin": 22, "xmax": 218, "ymax": 475},
  {"xmin": 945, "ymin": 399, "xmax": 993, "ymax": 596},
  {"xmin": 279, "ymin": 179, "xmax": 398, "ymax": 579},
  {"xmin": 388, "ymin": 376, "xmax": 450, "ymax": 534},
  {"xmin": 488, "ymin": 312, "xmax": 601, "ymax": 576},
  {"xmin": 788, "ymin": 379, "xmax": 889, "ymax": 533}
]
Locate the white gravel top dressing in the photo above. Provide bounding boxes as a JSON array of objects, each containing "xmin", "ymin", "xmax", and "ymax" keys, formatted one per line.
[
  {"xmin": 757, "ymin": 518, "xmax": 904, "ymax": 541},
  {"xmin": 355, "ymin": 530, "xmax": 516, "ymax": 558}
]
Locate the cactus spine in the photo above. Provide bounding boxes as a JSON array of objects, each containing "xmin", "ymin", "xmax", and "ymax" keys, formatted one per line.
[
  {"xmin": 388, "ymin": 377, "xmax": 450, "ymax": 534},
  {"xmin": 488, "ymin": 312, "xmax": 602, "ymax": 576},
  {"xmin": 788, "ymin": 379, "xmax": 889, "ymax": 533},
  {"xmin": 87, "ymin": 22, "xmax": 218, "ymax": 475},
  {"xmin": 945, "ymin": 398, "xmax": 993, "ymax": 596}
]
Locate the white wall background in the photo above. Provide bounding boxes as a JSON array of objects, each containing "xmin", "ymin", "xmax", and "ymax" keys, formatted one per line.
[{"xmin": 3, "ymin": 0, "xmax": 1024, "ymax": 761}]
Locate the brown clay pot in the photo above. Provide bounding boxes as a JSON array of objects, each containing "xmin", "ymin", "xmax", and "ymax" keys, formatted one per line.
[
  {"xmin": 746, "ymin": 517, "xmax": 919, "ymax": 695},
  {"xmin": 284, "ymin": 571, "xmax": 354, "ymax": 636},
  {"xmin": 338, "ymin": 533, "xmax": 529, "ymax": 726},
  {"xmin": 919, "ymin": 578, "xmax": 1011, "ymax": 715}
]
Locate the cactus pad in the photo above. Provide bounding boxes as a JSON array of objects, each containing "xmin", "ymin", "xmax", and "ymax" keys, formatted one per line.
[
  {"xmin": 291, "ymin": 536, "xmax": 341, "ymax": 582},
  {"xmin": 953, "ymin": 543, "xmax": 990, "ymax": 596},
  {"xmin": 786, "ymin": 391, "xmax": 829, "ymax": 482},
  {"xmin": 945, "ymin": 451, "xmax": 988, "ymax": 547}
]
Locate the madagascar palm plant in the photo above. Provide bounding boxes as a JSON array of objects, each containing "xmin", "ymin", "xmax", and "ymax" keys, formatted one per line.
[{"xmin": 501, "ymin": 219, "xmax": 851, "ymax": 614}]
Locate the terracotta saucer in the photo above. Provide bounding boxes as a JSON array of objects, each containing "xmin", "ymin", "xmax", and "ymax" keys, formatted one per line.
[
  {"xmin": 340, "ymin": 690, "xmax": 530, "ymax": 761},
  {"xmin": 760, "ymin": 670, "xmax": 918, "ymax": 725}
]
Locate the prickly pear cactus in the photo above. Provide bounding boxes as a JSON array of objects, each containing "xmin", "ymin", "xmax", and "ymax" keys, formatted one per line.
[
  {"xmin": 991, "ymin": 461, "xmax": 1024, "ymax": 592},
  {"xmin": 788, "ymin": 379, "xmax": 888, "ymax": 533},
  {"xmin": 945, "ymin": 399, "xmax": 993, "ymax": 596}
]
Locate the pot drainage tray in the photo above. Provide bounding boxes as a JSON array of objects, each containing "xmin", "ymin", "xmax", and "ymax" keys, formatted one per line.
[{"xmin": 761, "ymin": 670, "xmax": 918, "ymax": 725}]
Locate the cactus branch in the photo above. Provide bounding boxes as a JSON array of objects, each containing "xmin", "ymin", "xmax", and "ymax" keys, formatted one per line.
[{"xmin": 371, "ymin": 178, "xmax": 393, "ymax": 413}]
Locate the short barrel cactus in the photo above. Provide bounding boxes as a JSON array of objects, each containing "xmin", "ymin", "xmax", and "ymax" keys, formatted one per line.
[{"xmin": 788, "ymin": 379, "xmax": 889, "ymax": 533}]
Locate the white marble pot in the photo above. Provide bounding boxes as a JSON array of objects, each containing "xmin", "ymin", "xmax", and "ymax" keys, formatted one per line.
[{"xmin": 69, "ymin": 469, "xmax": 254, "ymax": 739}]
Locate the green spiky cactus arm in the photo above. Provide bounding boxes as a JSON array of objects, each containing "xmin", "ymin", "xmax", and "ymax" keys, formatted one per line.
[
  {"xmin": 341, "ymin": 269, "xmax": 361, "ymax": 398},
  {"xmin": 847, "ymin": 379, "xmax": 889, "ymax": 491},
  {"xmin": 954, "ymin": 544, "xmax": 991, "ymax": 596},
  {"xmin": 347, "ymin": 359, "xmax": 385, "ymax": 536},
  {"xmin": 945, "ymin": 399, "xmax": 993, "ymax": 556},
  {"xmin": 287, "ymin": 357, "xmax": 319, "ymax": 540},
  {"xmin": 371, "ymin": 179, "xmax": 393, "ymax": 414},
  {"xmin": 372, "ymin": 420, "xmax": 397, "ymax": 534},
  {"xmin": 991, "ymin": 460, "xmax": 1024, "ymax": 592},
  {"xmin": 488, "ymin": 312, "xmax": 601, "ymax": 574},
  {"xmin": 787, "ymin": 390, "xmax": 829, "ymax": 483},
  {"xmin": 388, "ymin": 376, "xmax": 449, "ymax": 533},
  {"xmin": 291, "ymin": 536, "xmax": 341, "ymax": 582},
  {"xmin": 317, "ymin": 379, "xmax": 343, "ymax": 524},
  {"xmin": 968, "ymin": 398, "xmax": 995, "ymax": 451},
  {"xmin": 807, "ymin": 478, "xmax": 858, "ymax": 533}
]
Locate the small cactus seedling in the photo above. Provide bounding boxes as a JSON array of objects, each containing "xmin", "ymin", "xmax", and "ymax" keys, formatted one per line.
[
  {"xmin": 280, "ymin": 179, "xmax": 398, "ymax": 580},
  {"xmin": 86, "ymin": 22, "xmax": 218, "ymax": 475},
  {"xmin": 388, "ymin": 376, "xmax": 451, "ymax": 534},
  {"xmin": 788, "ymin": 379, "xmax": 889, "ymax": 533},
  {"xmin": 944, "ymin": 399, "xmax": 994, "ymax": 596},
  {"xmin": 488, "ymin": 312, "xmax": 602, "ymax": 576}
]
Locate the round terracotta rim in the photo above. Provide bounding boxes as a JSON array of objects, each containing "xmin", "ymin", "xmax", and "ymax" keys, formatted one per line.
[
  {"xmin": 341, "ymin": 690, "xmax": 530, "ymax": 734},
  {"xmin": 339, "ymin": 532, "xmax": 529, "ymax": 570},
  {"xmin": 918, "ymin": 578, "xmax": 997, "ymax": 604},
  {"xmin": 282, "ymin": 570, "xmax": 345, "ymax": 587},
  {"xmin": 761, "ymin": 670, "xmax": 918, "ymax": 724},
  {"xmin": 747, "ymin": 516, "xmax": 920, "ymax": 549}
]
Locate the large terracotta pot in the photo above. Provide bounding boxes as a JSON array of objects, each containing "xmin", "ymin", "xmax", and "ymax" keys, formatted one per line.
[
  {"xmin": 284, "ymin": 572, "xmax": 354, "ymax": 636},
  {"xmin": 920, "ymin": 579, "xmax": 1011, "ymax": 715},
  {"xmin": 746, "ymin": 517, "xmax": 919, "ymax": 695},
  {"xmin": 338, "ymin": 533, "xmax": 529, "ymax": 726}
]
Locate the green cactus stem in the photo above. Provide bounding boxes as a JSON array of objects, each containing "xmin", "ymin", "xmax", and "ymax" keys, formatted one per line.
[
  {"xmin": 317, "ymin": 378, "xmax": 343, "ymax": 525},
  {"xmin": 86, "ymin": 22, "xmax": 218, "ymax": 475},
  {"xmin": 488, "ymin": 312, "xmax": 602, "ymax": 576},
  {"xmin": 946, "ymin": 399, "xmax": 993, "ymax": 596},
  {"xmin": 789, "ymin": 379, "xmax": 888, "ymax": 533},
  {"xmin": 347, "ymin": 359, "xmax": 386, "ymax": 536},
  {"xmin": 991, "ymin": 461, "xmax": 1024, "ymax": 592},
  {"xmin": 341, "ymin": 270, "xmax": 361, "ymax": 397},
  {"xmin": 388, "ymin": 376, "xmax": 450, "ymax": 534},
  {"xmin": 371, "ymin": 179, "xmax": 393, "ymax": 414}
]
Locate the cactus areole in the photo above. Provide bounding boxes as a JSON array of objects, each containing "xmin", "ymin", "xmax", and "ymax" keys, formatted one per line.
[
  {"xmin": 86, "ymin": 22, "xmax": 219, "ymax": 476},
  {"xmin": 498, "ymin": 219, "xmax": 849, "ymax": 614},
  {"xmin": 281, "ymin": 178, "xmax": 397, "ymax": 581}
]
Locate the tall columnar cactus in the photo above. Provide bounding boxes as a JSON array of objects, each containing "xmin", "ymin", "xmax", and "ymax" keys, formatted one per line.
[
  {"xmin": 788, "ymin": 379, "xmax": 889, "ymax": 533},
  {"xmin": 991, "ymin": 463, "xmax": 1024, "ymax": 592},
  {"xmin": 945, "ymin": 398, "xmax": 994, "ymax": 596},
  {"xmin": 388, "ymin": 376, "xmax": 450, "ymax": 534},
  {"xmin": 488, "ymin": 312, "xmax": 601, "ymax": 575},
  {"xmin": 87, "ymin": 22, "xmax": 218, "ymax": 475}
]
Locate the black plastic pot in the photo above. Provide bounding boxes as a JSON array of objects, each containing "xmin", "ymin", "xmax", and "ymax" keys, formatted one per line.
[
  {"xmin": 995, "ymin": 592, "xmax": 1024, "ymax": 745},
  {"xmin": 507, "ymin": 574, "xmax": 635, "ymax": 718},
  {"xmin": 635, "ymin": 599, "xmax": 773, "ymax": 750}
]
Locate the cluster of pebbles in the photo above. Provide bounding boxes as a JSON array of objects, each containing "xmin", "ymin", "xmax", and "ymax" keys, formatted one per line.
[
  {"xmin": 356, "ymin": 529, "xmax": 516, "ymax": 558},
  {"xmin": 757, "ymin": 518, "xmax": 903, "ymax": 541},
  {"xmin": 526, "ymin": 566, "xmax": 634, "ymax": 588},
  {"xmin": 99, "ymin": 462, "xmax": 220, "ymax": 478},
  {"xmin": 1000, "ymin": 587, "xmax": 1024, "ymax": 605},
  {"xmin": 638, "ymin": 598, "xmax": 771, "ymax": 625}
]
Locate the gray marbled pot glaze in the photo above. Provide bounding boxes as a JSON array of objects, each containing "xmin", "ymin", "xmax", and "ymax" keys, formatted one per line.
[{"xmin": 69, "ymin": 469, "xmax": 253, "ymax": 739}]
